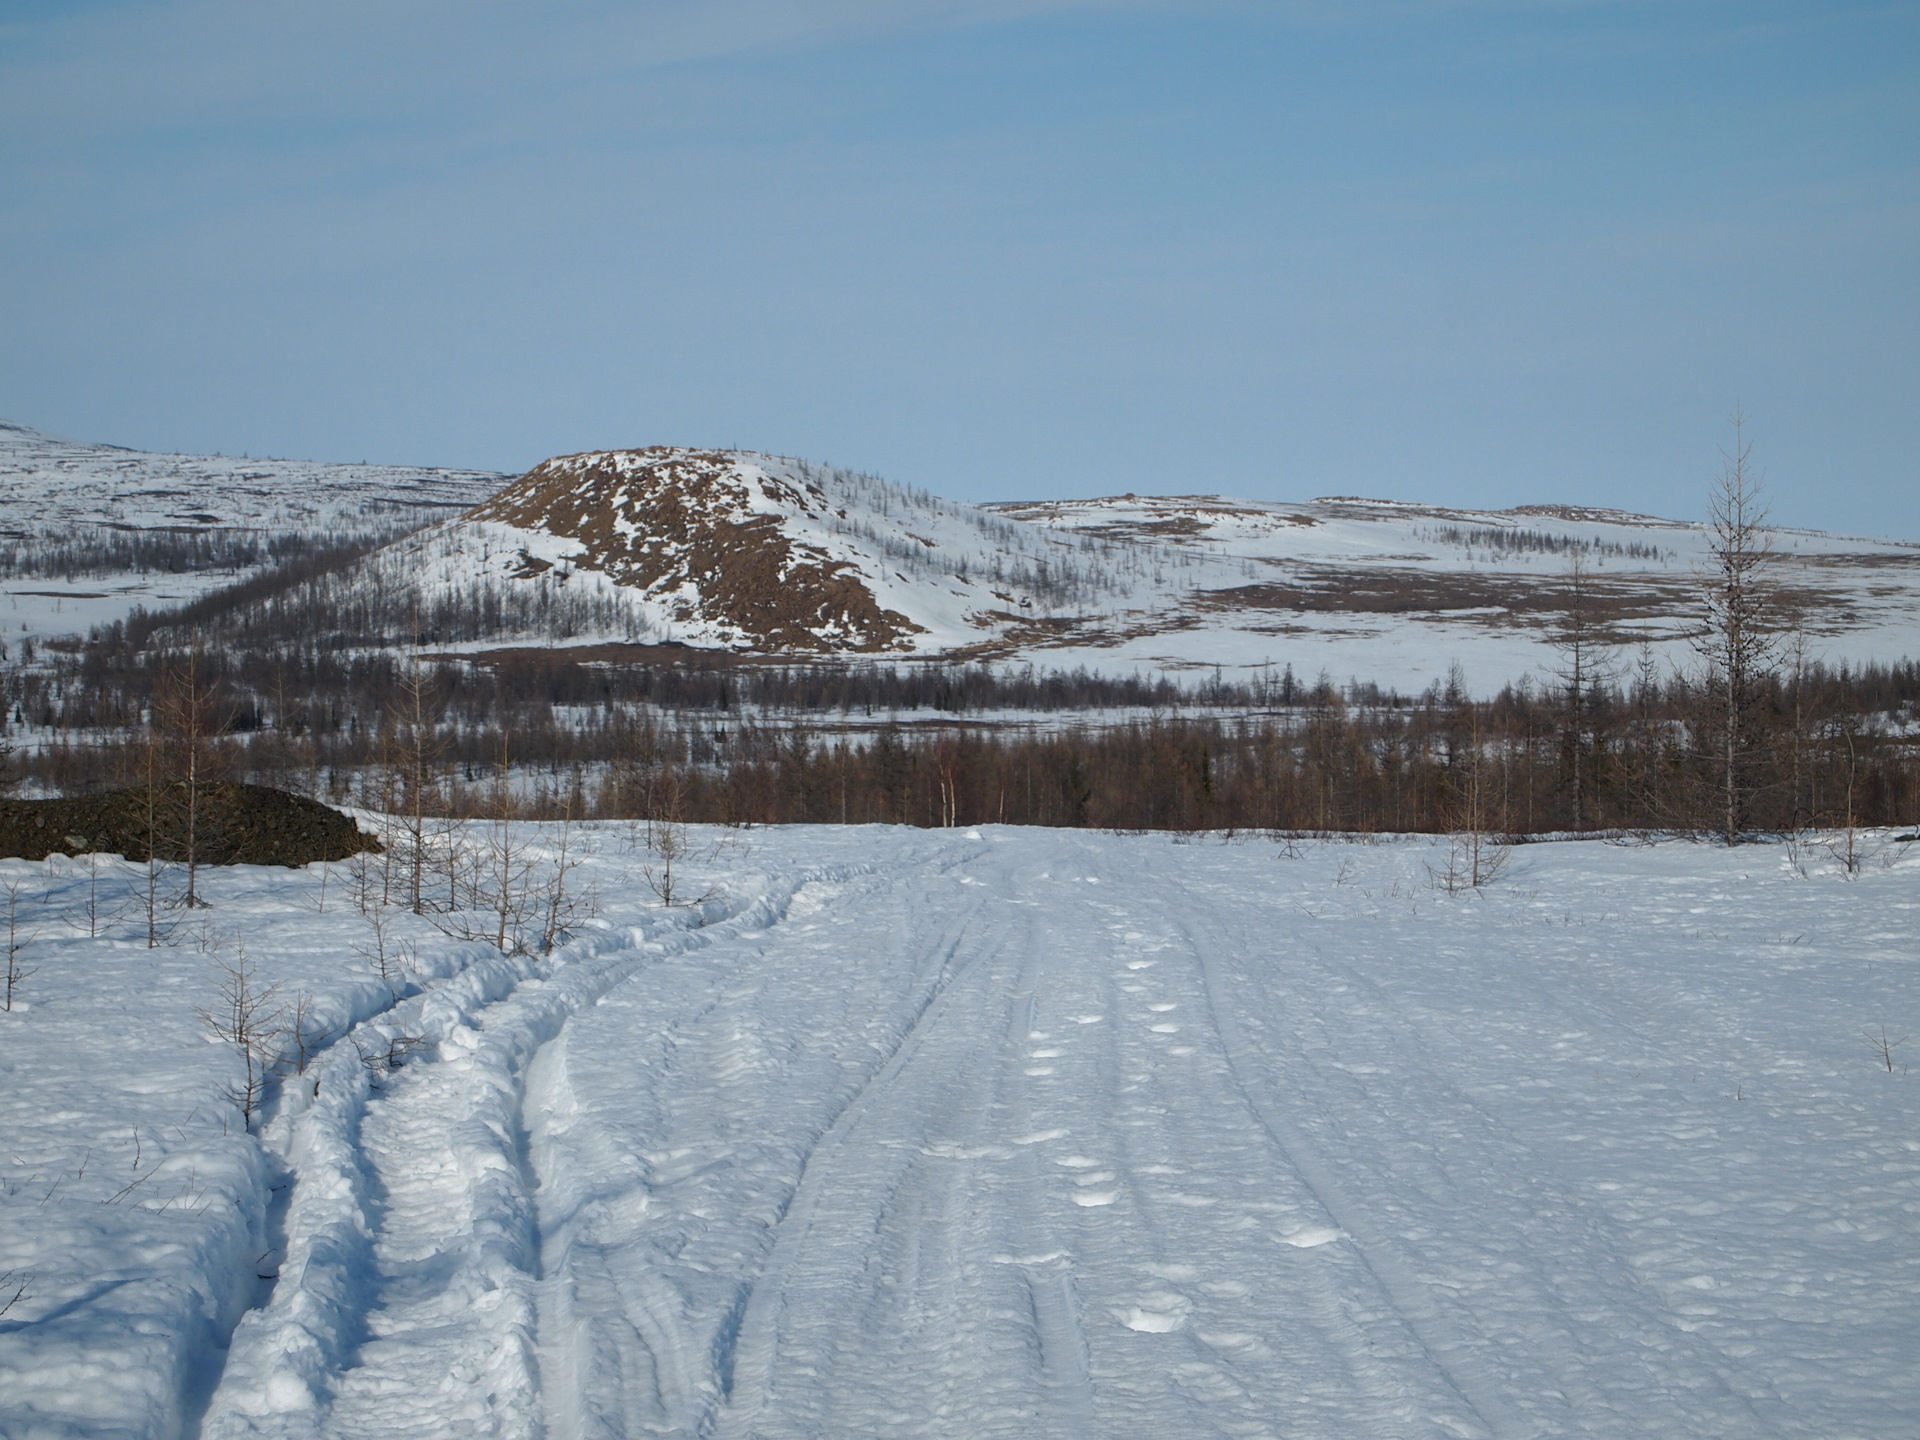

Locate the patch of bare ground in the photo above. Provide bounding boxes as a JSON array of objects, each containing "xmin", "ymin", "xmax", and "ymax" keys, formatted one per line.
[
  {"xmin": 940, "ymin": 612, "xmax": 1094, "ymax": 661},
  {"xmin": 1193, "ymin": 566, "xmax": 1690, "ymax": 621},
  {"xmin": 472, "ymin": 448, "xmax": 923, "ymax": 652},
  {"xmin": 1502, "ymin": 503, "xmax": 1685, "ymax": 526},
  {"xmin": 987, "ymin": 495, "xmax": 1319, "ymax": 541},
  {"xmin": 0, "ymin": 784, "xmax": 376, "ymax": 866},
  {"xmin": 1194, "ymin": 566, "xmax": 1870, "ymax": 640},
  {"xmin": 1784, "ymin": 550, "xmax": 1920, "ymax": 569},
  {"xmin": 432, "ymin": 640, "xmax": 767, "ymax": 670}
]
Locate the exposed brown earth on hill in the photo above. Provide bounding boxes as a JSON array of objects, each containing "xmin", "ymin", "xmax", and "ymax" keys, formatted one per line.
[{"xmin": 471, "ymin": 448, "xmax": 922, "ymax": 652}]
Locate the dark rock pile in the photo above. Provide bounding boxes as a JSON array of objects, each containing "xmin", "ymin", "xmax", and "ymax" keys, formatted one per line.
[{"xmin": 0, "ymin": 783, "xmax": 379, "ymax": 867}]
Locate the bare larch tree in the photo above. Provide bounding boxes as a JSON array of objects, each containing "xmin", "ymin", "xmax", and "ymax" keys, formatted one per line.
[{"xmin": 1695, "ymin": 409, "xmax": 1778, "ymax": 846}]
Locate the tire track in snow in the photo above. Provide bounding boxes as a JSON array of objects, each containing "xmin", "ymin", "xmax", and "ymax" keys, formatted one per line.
[
  {"xmin": 1018, "ymin": 840, "xmax": 1473, "ymax": 1439},
  {"xmin": 1287, "ymin": 927, "xmax": 1800, "ymax": 1436},
  {"xmin": 518, "ymin": 846, "xmax": 995, "ymax": 1439},
  {"xmin": 1182, "ymin": 908, "xmax": 1526, "ymax": 1438},
  {"xmin": 200, "ymin": 864, "xmax": 869, "ymax": 1440},
  {"xmin": 700, "ymin": 833, "xmax": 1428, "ymax": 1437},
  {"xmin": 997, "ymin": 967, "xmax": 1095, "ymax": 1435},
  {"xmin": 702, "ymin": 896, "xmax": 1009, "ymax": 1440},
  {"xmin": 672, "ymin": 833, "xmax": 1446, "ymax": 1437},
  {"xmin": 1181, "ymin": 895, "xmax": 1791, "ymax": 1439}
]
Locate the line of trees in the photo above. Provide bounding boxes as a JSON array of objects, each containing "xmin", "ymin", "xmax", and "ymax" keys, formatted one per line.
[{"xmin": 5, "ymin": 648, "xmax": 1914, "ymax": 838}]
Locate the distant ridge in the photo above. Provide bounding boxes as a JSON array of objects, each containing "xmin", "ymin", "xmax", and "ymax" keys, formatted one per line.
[{"xmin": 5, "ymin": 422, "xmax": 1919, "ymax": 690}]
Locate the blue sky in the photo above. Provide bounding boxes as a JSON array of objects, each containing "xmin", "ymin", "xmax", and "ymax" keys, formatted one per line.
[{"xmin": 2, "ymin": 1, "xmax": 1915, "ymax": 535}]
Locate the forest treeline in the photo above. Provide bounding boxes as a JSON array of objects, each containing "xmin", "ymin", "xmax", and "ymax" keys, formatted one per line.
[{"xmin": 3, "ymin": 636, "xmax": 1914, "ymax": 837}]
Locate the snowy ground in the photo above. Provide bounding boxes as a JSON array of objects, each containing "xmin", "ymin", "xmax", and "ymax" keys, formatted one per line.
[
  {"xmin": 2, "ymin": 824, "xmax": 1916, "ymax": 1439},
  {"xmin": 0, "ymin": 420, "xmax": 499, "ymax": 652}
]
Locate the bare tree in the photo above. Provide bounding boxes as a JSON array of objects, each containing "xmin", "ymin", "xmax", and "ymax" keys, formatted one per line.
[
  {"xmin": 1782, "ymin": 629, "xmax": 1815, "ymax": 835},
  {"xmin": 195, "ymin": 936, "xmax": 284, "ymax": 1127},
  {"xmin": 1694, "ymin": 409, "xmax": 1778, "ymax": 845},
  {"xmin": 1431, "ymin": 713, "xmax": 1509, "ymax": 893},
  {"xmin": 353, "ymin": 1030, "xmax": 431, "ymax": 1087},
  {"xmin": 1863, "ymin": 1024, "xmax": 1907, "ymax": 1074},
  {"xmin": 278, "ymin": 990, "xmax": 334, "ymax": 1077},
  {"xmin": 140, "ymin": 726, "xmax": 171, "ymax": 948},
  {"xmin": 1548, "ymin": 551, "xmax": 1615, "ymax": 831},
  {"xmin": 538, "ymin": 781, "xmax": 592, "ymax": 953},
  {"xmin": 354, "ymin": 904, "xmax": 415, "ymax": 997},
  {"xmin": 3, "ymin": 879, "xmax": 38, "ymax": 1011},
  {"xmin": 393, "ymin": 628, "xmax": 444, "ymax": 916},
  {"xmin": 346, "ymin": 845, "xmax": 377, "ymax": 917},
  {"xmin": 156, "ymin": 640, "xmax": 230, "ymax": 907},
  {"xmin": 1826, "ymin": 718, "xmax": 1869, "ymax": 877},
  {"xmin": 484, "ymin": 732, "xmax": 534, "ymax": 950},
  {"xmin": 643, "ymin": 762, "xmax": 710, "ymax": 907},
  {"xmin": 65, "ymin": 846, "xmax": 126, "ymax": 939}
]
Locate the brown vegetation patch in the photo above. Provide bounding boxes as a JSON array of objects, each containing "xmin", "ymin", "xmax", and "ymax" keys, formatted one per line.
[
  {"xmin": 1201, "ymin": 570, "xmax": 1571, "ymax": 617},
  {"xmin": 0, "ymin": 783, "xmax": 378, "ymax": 866},
  {"xmin": 448, "ymin": 640, "xmax": 767, "ymax": 670},
  {"xmin": 986, "ymin": 495, "xmax": 1319, "ymax": 541},
  {"xmin": 1503, "ymin": 503, "xmax": 1679, "ymax": 526},
  {"xmin": 1194, "ymin": 566, "xmax": 1871, "ymax": 642},
  {"xmin": 941, "ymin": 612, "xmax": 1092, "ymax": 660},
  {"xmin": 1196, "ymin": 567, "xmax": 1695, "ymax": 626},
  {"xmin": 508, "ymin": 550, "xmax": 554, "ymax": 578},
  {"xmin": 1785, "ymin": 550, "xmax": 1920, "ymax": 570},
  {"xmin": 473, "ymin": 448, "xmax": 922, "ymax": 652}
]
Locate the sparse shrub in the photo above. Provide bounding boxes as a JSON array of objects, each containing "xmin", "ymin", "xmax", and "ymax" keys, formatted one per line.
[
  {"xmin": 195, "ymin": 936, "xmax": 284, "ymax": 1126},
  {"xmin": 3, "ymin": 878, "xmax": 36, "ymax": 1011},
  {"xmin": 1864, "ymin": 1025, "xmax": 1907, "ymax": 1074}
]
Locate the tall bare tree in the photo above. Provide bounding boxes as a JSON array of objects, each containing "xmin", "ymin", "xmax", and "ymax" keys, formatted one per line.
[
  {"xmin": 1694, "ymin": 409, "xmax": 1778, "ymax": 845},
  {"xmin": 157, "ymin": 640, "xmax": 229, "ymax": 907},
  {"xmin": 140, "ymin": 722, "xmax": 168, "ymax": 946},
  {"xmin": 1548, "ymin": 551, "xmax": 1615, "ymax": 831},
  {"xmin": 3, "ymin": 880, "xmax": 37, "ymax": 1012},
  {"xmin": 392, "ymin": 646, "xmax": 443, "ymax": 915}
]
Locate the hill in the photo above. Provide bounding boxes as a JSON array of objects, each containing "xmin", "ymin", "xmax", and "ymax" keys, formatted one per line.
[{"xmin": 8, "ymin": 421, "xmax": 1920, "ymax": 693}]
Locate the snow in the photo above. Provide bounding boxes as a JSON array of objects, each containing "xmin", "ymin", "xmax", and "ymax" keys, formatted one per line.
[
  {"xmin": 3, "ymin": 825, "xmax": 1917, "ymax": 1437},
  {"xmin": 0, "ymin": 421, "xmax": 500, "ymax": 650},
  {"xmin": 0, "ymin": 424, "xmax": 498, "ymax": 535}
]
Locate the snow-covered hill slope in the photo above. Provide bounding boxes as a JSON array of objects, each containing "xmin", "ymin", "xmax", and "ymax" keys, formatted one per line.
[
  {"xmin": 3, "ymin": 826, "xmax": 1917, "ymax": 1437},
  {"xmin": 985, "ymin": 492, "xmax": 1920, "ymax": 689},
  {"xmin": 0, "ymin": 421, "xmax": 501, "ymax": 647},
  {"xmin": 369, "ymin": 446, "xmax": 1116, "ymax": 654},
  {"xmin": 361, "ymin": 446, "xmax": 1920, "ymax": 688}
]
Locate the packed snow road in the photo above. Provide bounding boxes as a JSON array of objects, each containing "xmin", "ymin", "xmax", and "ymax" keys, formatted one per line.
[{"xmin": 4, "ymin": 826, "xmax": 1917, "ymax": 1438}]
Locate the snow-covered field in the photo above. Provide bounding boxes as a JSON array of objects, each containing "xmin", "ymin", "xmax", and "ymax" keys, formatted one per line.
[
  {"xmin": 0, "ymin": 421, "xmax": 500, "ymax": 650},
  {"xmin": 2, "ymin": 825, "xmax": 1916, "ymax": 1439}
]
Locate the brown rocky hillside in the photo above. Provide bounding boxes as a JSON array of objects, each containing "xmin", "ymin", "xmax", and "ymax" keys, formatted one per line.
[{"xmin": 470, "ymin": 448, "xmax": 922, "ymax": 651}]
